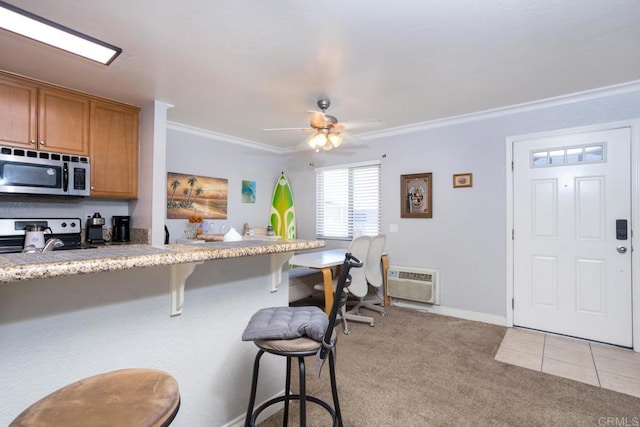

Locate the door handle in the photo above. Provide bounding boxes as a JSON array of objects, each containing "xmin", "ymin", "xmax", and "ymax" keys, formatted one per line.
[{"xmin": 617, "ymin": 246, "xmax": 627, "ymax": 254}]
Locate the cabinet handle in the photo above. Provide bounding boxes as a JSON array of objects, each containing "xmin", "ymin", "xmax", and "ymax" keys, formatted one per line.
[
  {"xmin": 39, "ymin": 140, "xmax": 45, "ymax": 146},
  {"xmin": 30, "ymin": 140, "xmax": 36, "ymax": 145},
  {"xmin": 90, "ymin": 186, "xmax": 95, "ymax": 190}
]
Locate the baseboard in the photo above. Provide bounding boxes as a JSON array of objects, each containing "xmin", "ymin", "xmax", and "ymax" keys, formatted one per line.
[
  {"xmin": 223, "ymin": 389, "xmax": 285, "ymax": 427},
  {"xmin": 390, "ymin": 299, "xmax": 509, "ymax": 327}
]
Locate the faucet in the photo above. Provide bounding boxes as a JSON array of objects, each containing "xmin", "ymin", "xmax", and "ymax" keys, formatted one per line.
[
  {"xmin": 22, "ymin": 238, "xmax": 64, "ymax": 253},
  {"xmin": 42, "ymin": 238, "xmax": 64, "ymax": 252}
]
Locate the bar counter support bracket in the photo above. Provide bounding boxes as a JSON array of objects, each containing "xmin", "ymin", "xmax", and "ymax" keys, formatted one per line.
[
  {"xmin": 170, "ymin": 262, "xmax": 203, "ymax": 316},
  {"xmin": 271, "ymin": 252, "xmax": 294, "ymax": 293}
]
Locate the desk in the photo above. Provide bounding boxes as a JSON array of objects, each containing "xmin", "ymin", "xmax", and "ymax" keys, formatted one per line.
[
  {"xmin": 290, "ymin": 249, "xmax": 345, "ymax": 314},
  {"xmin": 290, "ymin": 249, "xmax": 390, "ymax": 315}
]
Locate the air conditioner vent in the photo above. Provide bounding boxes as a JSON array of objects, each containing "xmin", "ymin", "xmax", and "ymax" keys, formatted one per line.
[
  {"xmin": 387, "ymin": 266, "xmax": 439, "ymax": 305},
  {"xmin": 397, "ymin": 271, "xmax": 432, "ymax": 282}
]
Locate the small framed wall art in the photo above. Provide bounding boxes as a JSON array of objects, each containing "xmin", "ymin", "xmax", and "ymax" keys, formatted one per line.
[
  {"xmin": 242, "ymin": 180, "xmax": 256, "ymax": 203},
  {"xmin": 401, "ymin": 172, "xmax": 432, "ymax": 218},
  {"xmin": 453, "ymin": 173, "xmax": 473, "ymax": 188}
]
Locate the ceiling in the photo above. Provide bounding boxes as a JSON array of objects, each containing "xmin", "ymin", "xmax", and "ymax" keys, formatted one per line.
[{"xmin": 1, "ymin": 0, "xmax": 639, "ymax": 152}]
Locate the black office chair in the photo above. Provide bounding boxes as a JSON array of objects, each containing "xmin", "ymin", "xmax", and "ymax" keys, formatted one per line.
[{"xmin": 243, "ymin": 253, "xmax": 362, "ymax": 427}]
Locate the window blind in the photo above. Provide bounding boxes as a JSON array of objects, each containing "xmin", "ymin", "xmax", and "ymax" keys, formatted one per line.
[{"xmin": 316, "ymin": 162, "xmax": 381, "ymax": 239}]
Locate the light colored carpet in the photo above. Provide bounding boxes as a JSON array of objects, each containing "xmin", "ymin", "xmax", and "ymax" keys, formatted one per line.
[{"xmin": 257, "ymin": 305, "xmax": 639, "ymax": 426}]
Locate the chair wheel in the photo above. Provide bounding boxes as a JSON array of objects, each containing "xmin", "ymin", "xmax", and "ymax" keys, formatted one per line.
[
  {"xmin": 369, "ymin": 322, "xmax": 375, "ymax": 327},
  {"xmin": 380, "ymin": 312, "xmax": 387, "ymax": 317},
  {"xmin": 343, "ymin": 329, "xmax": 351, "ymax": 335}
]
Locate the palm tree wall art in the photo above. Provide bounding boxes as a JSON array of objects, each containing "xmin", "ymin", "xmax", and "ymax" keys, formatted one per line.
[{"xmin": 166, "ymin": 172, "xmax": 228, "ymax": 219}]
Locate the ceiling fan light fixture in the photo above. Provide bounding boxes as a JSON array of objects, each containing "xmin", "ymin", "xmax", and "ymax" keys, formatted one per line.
[
  {"xmin": 265, "ymin": 97, "xmax": 379, "ymax": 152},
  {"xmin": 306, "ymin": 136, "xmax": 317, "ymax": 150},
  {"xmin": 306, "ymin": 131, "xmax": 324, "ymax": 150},
  {"xmin": 309, "ymin": 130, "xmax": 328, "ymax": 148},
  {"xmin": 0, "ymin": 0, "xmax": 122, "ymax": 65},
  {"xmin": 328, "ymin": 133, "xmax": 343, "ymax": 148}
]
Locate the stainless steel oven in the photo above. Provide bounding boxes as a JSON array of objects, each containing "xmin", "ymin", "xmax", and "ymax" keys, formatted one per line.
[
  {"xmin": 0, "ymin": 218, "xmax": 92, "ymax": 254},
  {"xmin": 0, "ymin": 145, "xmax": 90, "ymax": 197}
]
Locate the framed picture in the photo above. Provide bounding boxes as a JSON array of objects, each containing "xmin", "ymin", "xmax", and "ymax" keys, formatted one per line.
[
  {"xmin": 166, "ymin": 172, "xmax": 228, "ymax": 219},
  {"xmin": 401, "ymin": 173, "xmax": 432, "ymax": 218},
  {"xmin": 453, "ymin": 173, "xmax": 473, "ymax": 188},
  {"xmin": 242, "ymin": 180, "xmax": 256, "ymax": 203}
]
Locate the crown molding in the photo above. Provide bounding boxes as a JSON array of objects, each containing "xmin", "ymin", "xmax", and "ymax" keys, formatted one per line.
[
  {"xmin": 358, "ymin": 79, "xmax": 640, "ymax": 141},
  {"xmin": 168, "ymin": 79, "xmax": 640, "ymax": 151},
  {"xmin": 166, "ymin": 121, "xmax": 284, "ymax": 154}
]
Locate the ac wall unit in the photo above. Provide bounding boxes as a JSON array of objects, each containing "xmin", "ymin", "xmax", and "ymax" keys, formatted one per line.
[{"xmin": 387, "ymin": 266, "xmax": 440, "ymax": 305}]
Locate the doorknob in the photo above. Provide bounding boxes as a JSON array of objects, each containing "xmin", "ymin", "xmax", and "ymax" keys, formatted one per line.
[{"xmin": 617, "ymin": 246, "xmax": 627, "ymax": 254}]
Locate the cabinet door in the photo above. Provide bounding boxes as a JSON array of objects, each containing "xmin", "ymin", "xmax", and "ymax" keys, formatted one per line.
[
  {"xmin": 38, "ymin": 86, "xmax": 90, "ymax": 155},
  {"xmin": 90, "ymin": 100, "xmax": 139, "ymax": 198},
  {"xmin": 0, "ymin": 75, "xmax": 37, "ymax": 148}
]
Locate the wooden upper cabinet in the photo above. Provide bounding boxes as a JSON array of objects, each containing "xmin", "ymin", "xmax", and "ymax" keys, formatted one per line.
[
  {"xmin": 0, "ymin": 74, "xmax": 38, "ymax": 148},
  {"xmin": 38, "ymin": 86, "xmax": 90, "ymax": 155},
  {"xmin": 89, "ymin": 100, "xmax": 139, "ymax": 198},
  {"xmin": 0, "ymin": 72, "xmax": 140, "ymax": 199},
  {"xmin": 0, "ymin": 73, "xmax": 89, "ymax": 155}
]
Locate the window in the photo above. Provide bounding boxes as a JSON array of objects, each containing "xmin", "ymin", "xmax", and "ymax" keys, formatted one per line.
[
  {"xmin": 531, "ymin": 143, "xmax": 606, "ymax": 168},
  {"xmin": 316, "ymin": 161, "xmax": 381, "ymax": 239}
]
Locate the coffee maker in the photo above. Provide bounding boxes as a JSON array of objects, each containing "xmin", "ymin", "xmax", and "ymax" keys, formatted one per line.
[
  {"xmin": 112, "ymin": 216, "xmax": 131, "ymax": 242},
  {"xmin": 86, "ymin": 212, "xmax": 105, "ymax": 243}
]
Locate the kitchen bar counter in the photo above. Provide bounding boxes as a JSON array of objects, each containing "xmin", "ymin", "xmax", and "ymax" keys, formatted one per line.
[
  {"xmin": 0, "ymin": 239, "xmax": 324, "ymax": 283},
  {"xmin": 0, "ymin": 238, "xmax": 324, "ymax": 426}
]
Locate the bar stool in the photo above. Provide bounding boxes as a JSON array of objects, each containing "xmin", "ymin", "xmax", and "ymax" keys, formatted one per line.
[
  {"xmin": 10, "ymin": 368, "xmax": 180, "ymax": 427},
  {"xmin": 243, "ymin": 253, "xmax": 362, "ymax": 427}
]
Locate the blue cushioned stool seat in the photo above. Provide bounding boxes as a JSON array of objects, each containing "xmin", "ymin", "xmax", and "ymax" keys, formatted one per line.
[{"xmin": 242, "ymin": 306, "xmax": 328, "ymax": 342}]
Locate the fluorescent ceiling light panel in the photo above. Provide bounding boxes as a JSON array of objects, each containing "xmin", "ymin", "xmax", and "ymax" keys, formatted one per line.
[{"xmin": 0, "ymin": 1, "xmax": 121, "ymax": 65}]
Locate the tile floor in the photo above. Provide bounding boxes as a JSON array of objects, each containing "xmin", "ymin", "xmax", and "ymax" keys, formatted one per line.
[{"xmin": 495, "ymin": 328, "xmax": 640, "ymax": 399}]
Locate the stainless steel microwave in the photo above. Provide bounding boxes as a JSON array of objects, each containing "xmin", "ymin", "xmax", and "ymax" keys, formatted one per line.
[{"xmin": 0, "ymin": 145, "xmax": 90, "ymax": 197}]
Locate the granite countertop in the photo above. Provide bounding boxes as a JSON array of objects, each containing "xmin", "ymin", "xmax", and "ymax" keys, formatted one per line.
[{"xmin": 0, "ymin": 239, "xmax": 325, "ymax": 283}]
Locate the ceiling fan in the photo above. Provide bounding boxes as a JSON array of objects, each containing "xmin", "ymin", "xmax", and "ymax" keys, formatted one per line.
[{"xmin": 264, "ymin": 97, "xmax": 382, "ymax": 152}]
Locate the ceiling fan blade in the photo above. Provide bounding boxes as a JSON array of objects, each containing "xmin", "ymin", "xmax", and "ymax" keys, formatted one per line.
[
  {"xmin": 308, "ymin": 110, "xmax": 328, "ymax": 128},
  {"xmin": 263, "ymin": 127, "xmax": 315, "ymax": 132},
  {"xmin": 341, "ymin": 130, "xmax": 364, "ymax": 143},
  {"xmin": 308, "ymin": 111, "xmax": 339, "ymax": 129},
  {"xmin": 338, "ymin": 119, "xmax": 384, "ymax": 130}
]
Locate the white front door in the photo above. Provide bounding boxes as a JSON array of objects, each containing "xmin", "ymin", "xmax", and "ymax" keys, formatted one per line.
[{"xmin": 513, "ymin": 127, "xmax": 632, "ymax": 347}]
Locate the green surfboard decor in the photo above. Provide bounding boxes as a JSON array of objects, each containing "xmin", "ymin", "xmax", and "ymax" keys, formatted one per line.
[{"xmin": 270, "ymin": 172, "xmax": 296, "ymax": 239}]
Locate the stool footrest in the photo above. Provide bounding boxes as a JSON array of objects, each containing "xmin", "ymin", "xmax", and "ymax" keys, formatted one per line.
[{"xmin": 250, "ymin": 394, "xmax": 337, "ymax": 427}]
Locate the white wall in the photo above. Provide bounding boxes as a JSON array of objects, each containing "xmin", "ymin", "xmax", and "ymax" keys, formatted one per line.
[
  {"xmin": 284, "ymin": 85, "xmax": 640, "ymax": 319},
  {"xmin": 0, "ymin": 257, "xmax": 290, "ymax": 426},
  {"xmin": 130, "ymin": 101, "xmax": 172, "ymax": 245},
  {"xmin": 165, "ymin": 126, "xmax": 285, "ymax": 242}
]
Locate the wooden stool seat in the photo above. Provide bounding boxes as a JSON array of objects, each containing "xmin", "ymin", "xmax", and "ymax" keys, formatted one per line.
[{"xmin": 11, "ymin": 368, "xmax": 180, "ymax": 427}]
